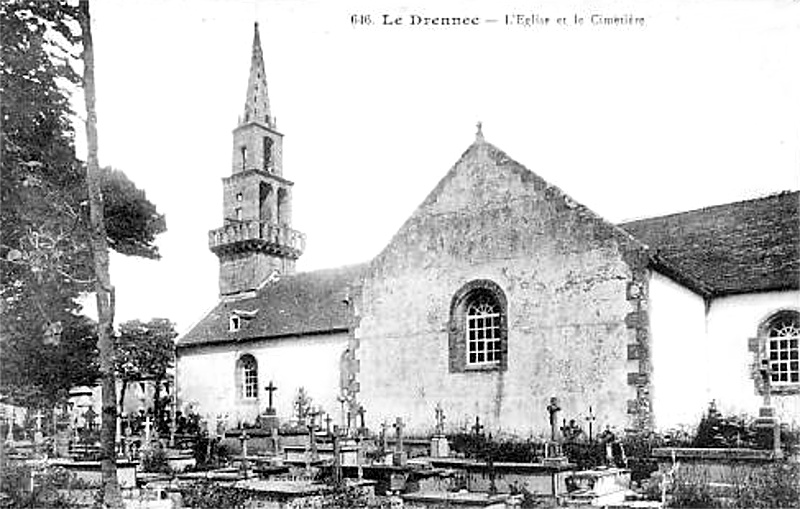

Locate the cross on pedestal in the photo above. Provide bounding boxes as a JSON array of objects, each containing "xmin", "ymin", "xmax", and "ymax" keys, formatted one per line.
[
  {"xmin": 393, "ymin": 417, "xmax": 405, "ymax": 452},
  {"xmin": 586, "ymin": 406, "xmax": 597, "ymax": 443},
  {"xmin": 380, "ymin": 422, "xmax": 389, "ymax": 452},
  {"xmin": 472, "ymin": 416, "xmax": 484, "ymax": 437},
  {"xmin": 83, "ymin": 407, "xmax": 98, "ymax": 431},
  {"xmin": 325, "ymin": 413, "xmax": 333, "ymax": 436},
  {"xmin": 546, "ymin": 397, "xmax": 561, "ymax": 442},
  {"xmin": 434, "ymin": 404, "xmax": 446, "ymax": 435},
  {"xmin": 309, "ymin": 407, "xmax": 321, "ymax": 430},
  {"xmin": 331, "ymin": 425, "xmax": 343, "ymax": 486},
  {"xmin": 239, "ymin": 430, "xmax": 250, "ymax": 474},
  {"xmin": 357, "ymin": 405, "xmax": 366, "ymax": 430},
  {"xmin": 265, "ymin": 381, "xmax": 278, "ymax": 411}
]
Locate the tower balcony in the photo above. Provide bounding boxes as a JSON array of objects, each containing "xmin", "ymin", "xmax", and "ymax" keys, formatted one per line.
[{"xmin": 209, "ymin": 220, "xmax": 305, "ymax": 259}]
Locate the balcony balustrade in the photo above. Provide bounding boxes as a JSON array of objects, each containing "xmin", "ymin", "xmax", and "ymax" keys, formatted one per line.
[{"xmin": 209, "ymin": 220, "xmax": 305, "ymax": 258}]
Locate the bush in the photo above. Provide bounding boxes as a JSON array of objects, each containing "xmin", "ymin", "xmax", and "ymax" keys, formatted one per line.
[
  {"xmin": 180, "ymin": 481, "xmax": 249, "ymax": 509},
  {"xmin": 141, "ymin": 446, "xmax": 171, "ymax": 474},
  {"xmin": 0, "ymin": 462, "xmax": 77, "ymax": 508},
  {"xmin": 729, "ymin": 462, "xmax": 800, "ymax": 509}
]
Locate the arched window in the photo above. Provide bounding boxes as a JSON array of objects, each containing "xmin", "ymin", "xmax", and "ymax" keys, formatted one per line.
[
  {"xmin": 237, "ymin": 354, "xmax": 259, "ymax": 400},
  {"xmin": 765, "ymin": 311, "xmax": 799, "ymax": 385},
  {"xmin": 449, "ymin": 280, "xmax": 508, "ymax": 372}
]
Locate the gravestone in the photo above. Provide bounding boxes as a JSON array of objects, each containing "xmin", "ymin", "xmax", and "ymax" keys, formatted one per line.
[
  {"xmin": 33, "ymin": 410, "xmax": 45, "ymax": 444},
  {"xmin": 430, "ymin": 403, "xmax": 449, "ymax": 458},
  {"xmin": 258, "ymin": 380, "xmax": 280, "ymax": 431},
  {"xmin": 543, "ymin": 396, "xmax": 568, "ymax": 466},
  {"xmin": 586, "ymin": 405, "xmax": 596, "ymax": 442},
  {"xmin": 332, "ymin": 425, "xmax": 343, "ymax": 486},
  {"xmin": 239, "ymin": 429, "xmax": 251, "ymax": 475},
  {"xmin": 392, "ymin": 417, "xmax": 407, "ymax": 466},
  {"xmin": 755, "ymin": 363, "xmax": 783, "ymax": 457}
]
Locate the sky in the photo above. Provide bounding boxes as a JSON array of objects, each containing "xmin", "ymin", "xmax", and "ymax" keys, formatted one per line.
[{"xmin": 78, "ymin": 0, "xmax": 800, "ymax": 333}]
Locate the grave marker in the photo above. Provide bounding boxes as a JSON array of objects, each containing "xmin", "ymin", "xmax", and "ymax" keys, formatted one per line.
[
  {"xmin": 392, "ymin": 417, "xmax": 407, "ymax": 466},
  {"xmin": 586, "ymin": 406, "xmax": 596, "ymax": 442}
]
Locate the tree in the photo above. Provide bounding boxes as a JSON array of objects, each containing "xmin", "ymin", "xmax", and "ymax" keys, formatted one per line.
[
  {"xmin": 116, "ymin": 319, "xmax": 177, "ymax": 432},
  {"xmin": 0, "ymin": 1, "xmax": 166, "ymax": 410}
]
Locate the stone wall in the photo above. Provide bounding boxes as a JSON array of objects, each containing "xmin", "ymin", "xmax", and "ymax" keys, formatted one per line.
[{"xmin": 354, "ymin": 141, "xmax": 646, "ymax": 436}]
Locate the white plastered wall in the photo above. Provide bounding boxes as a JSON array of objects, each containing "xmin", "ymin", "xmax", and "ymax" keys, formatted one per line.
[
  {"xmin": 177, "ymin": 332, "xmax": 349, "ymax": 428},
  {"xmin": 649, "ymin": 271, "xmax": 709, "ymax": 430},
  {"xmin": 705, "ymin": 291, "xmax": 800, "ymax": 426}
]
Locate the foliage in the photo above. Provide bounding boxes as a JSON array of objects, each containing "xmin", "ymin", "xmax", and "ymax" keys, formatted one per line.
[
  {"xmin": 140, "ymin": 446, "xmax": 171, "ymax": 474},
  {"xmin": 293, "ymin": 387, "xmax": 314, "ymax": 425},
  {"xmin": 667, "ymin": 472, "xmax": 718, "ymax": 508},
  {"xmin": 115, "ymin": 318, "xmax": 176, "ymax": 426},
  {"xmin": 728, "ymin": 462, "xmax": 800, "ymax": 509},
  {"xmin": 0, "ymin": 462, "xmax": 77, "ymax": 508},
  {"xmin": 179, "ymin": 481, "xmax": 250, "ymax": 509},
  {"xmin": 0, "ymin": 0, "xmax": 166, "ymax": 409}
]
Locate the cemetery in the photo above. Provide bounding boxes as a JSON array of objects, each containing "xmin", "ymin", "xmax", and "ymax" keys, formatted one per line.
[{"xmin": 1, "ymin": 376, "xmax": 798, "ymax": 508}]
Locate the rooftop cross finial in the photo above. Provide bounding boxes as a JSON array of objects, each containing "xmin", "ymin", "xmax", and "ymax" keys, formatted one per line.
[{"xmin": 476, "ymin": 121, "xmax": 484, "ymax": 141}]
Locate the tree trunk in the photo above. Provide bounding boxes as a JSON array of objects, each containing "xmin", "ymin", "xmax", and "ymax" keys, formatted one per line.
[
  {"xmin": 78, "ymin": 1, "xmax": 122, "ymax": 506},
  {"xmin": 153, "ymin": 378, "xmax": 163, "ymax": 439}
]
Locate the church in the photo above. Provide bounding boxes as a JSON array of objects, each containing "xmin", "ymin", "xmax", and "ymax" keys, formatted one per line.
[{"xmin": 176, "ymin": 23, "xmax": 799, "ymax": 438}]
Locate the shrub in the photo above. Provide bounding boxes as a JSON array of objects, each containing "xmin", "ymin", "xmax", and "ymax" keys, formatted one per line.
[
  {"xmin": 180, "ymin": 481, "xmax": 249, "ymax": 509},
  {"xmin": 0, "ymin": 462, "xmax": 77, "ymax": 508},
  {"xmin": 141, "ymin": 446, "xmax": 171, "ymax": 474}
]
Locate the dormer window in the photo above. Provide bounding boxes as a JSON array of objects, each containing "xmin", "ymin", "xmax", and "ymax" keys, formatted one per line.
[{"xmin": 229, "ymin": 315, "xmax": 241, "ymax": 332}]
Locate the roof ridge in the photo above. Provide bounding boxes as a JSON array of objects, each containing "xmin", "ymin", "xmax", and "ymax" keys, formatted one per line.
[{"xmin": 620, "ymin": 190, "xmax": 798, "ymax": 226}]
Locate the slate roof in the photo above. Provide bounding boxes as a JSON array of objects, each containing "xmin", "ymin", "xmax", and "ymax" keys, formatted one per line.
[
  {"xmin": 177, "ymin": 264, "xmax": 366, "ymax": 348},
  {"xmin": 619, "ymin": 191, "xmax": 799, "ymax": 296}
]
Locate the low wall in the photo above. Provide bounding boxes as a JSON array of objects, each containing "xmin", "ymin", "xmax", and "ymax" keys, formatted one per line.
[{"xmin": 652, "ymin": 447, "xmax": 780, "ymax": 484}]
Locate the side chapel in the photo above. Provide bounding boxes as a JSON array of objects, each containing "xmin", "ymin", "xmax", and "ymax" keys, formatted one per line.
[{"xmin": 176, "ymin": 23, "xmax": 800, "ymax": 437}]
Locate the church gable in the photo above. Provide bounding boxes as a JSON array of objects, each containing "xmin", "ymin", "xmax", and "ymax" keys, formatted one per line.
[
  {"xmin": 356, "ymin": 135, "xmax": 652, "ymax": 435},
  {"xmin": 370, "ymin": 136, "xmax": 647, "ymax": 278}
]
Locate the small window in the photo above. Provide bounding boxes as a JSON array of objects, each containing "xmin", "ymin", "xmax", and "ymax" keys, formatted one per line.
[
  {"xmin": 237, "ymin": 354, "xmax": 258, "ymax": 400},
  {"xmin": 449, "ymin": 280, "xmax": 508, "ymax": 373},
  {"xmin": 466, "ymin": 294, "xmax": 502, "ymax": 366},
  {"xmin": 240, "ymin": 146, "xmax": 247, "ymax": 170},
  {"xmin": 236, "ymin": 193, "xmax": 243, "ymax": 202},
  {"xmin": 235, "ymin": 208, "xmax": 242, "ymax": 221},
  {"xmin": 229, "ymin": 315, "xmax": 241, "ymax": 332},
  {"xmin": 263, "ymin": 137, "xmax": 273, "ymax": 171}
]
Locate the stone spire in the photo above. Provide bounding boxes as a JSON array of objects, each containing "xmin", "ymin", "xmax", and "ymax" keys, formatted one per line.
[{"xmin": 242, "ymin": 22, "xmax": 272, "ymax": 127}]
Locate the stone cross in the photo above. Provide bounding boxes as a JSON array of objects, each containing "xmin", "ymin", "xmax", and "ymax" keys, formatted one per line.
[
  {"xmin": 380, "ymin": 422, "xmax": 389, "ymax": 452},
  {"xmin": 586, "ymin": 406, "xmax": 596, "ymax": 442},
  {"xmin": 307, "ymin": 424, "xmax": 318, "ymax": 460},
  {"xmin": 472, "ymin": 416, "xmax": 484, "ymax": 437},
  {"xmin": 239, "ymin": 430, "xmax": 250, "ymax": 474},
  {"xmin": 393, "ymin": 417, "xmax": 405, "ymax": 452},
  {"xmin": 332, "ymin": 425, "xmax": 343, "ymax": 486},
  {"xmin": 325, "ymin": 413, "xmax": 333, "ymax": 435},
  {"xmin": 434, "ymin": 404, "xmax": 446, "ymax": 435},
  {"xmin": 265, "ymin": 380, "xmax": 278, "ymax": 410},
  {"xmin": 759, "ymin": 361, "xmax": 773, "ymax": 407},
  {"xmin": 547, "ymin": 397, "xmax": 561, "ymax": 442},
  {"xmin": 144, "ymin": 413, "xmax": 152, "ymax": 443},
  {"xmin": 309, "ymin": 407, "xmax": 320, "ymax": 430},
  {"xmin": 34, "ymin": 410, "xmax": 44, "ymax": 433},
  {"xmin": 83, "ymin": 407, "xmax": 98, "ymax": 431},
  {"xmin": 357, "ymin": 405, "xmax": 366, "ymax": 430}
]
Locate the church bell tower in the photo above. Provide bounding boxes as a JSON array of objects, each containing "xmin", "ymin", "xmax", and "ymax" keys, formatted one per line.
[{"xmin": 209, "ymin": 23, "xmax": 305, "ymax": 297}]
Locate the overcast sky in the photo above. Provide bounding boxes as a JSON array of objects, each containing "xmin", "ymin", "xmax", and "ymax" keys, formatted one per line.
[{"xmin": 79, "ymin": 0, "xmax": 800, "ymax": 332}]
